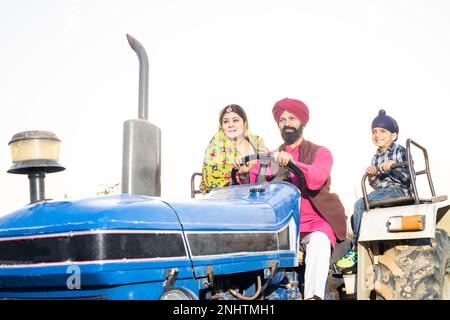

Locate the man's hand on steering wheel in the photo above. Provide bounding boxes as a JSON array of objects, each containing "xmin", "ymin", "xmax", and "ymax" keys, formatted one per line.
[
  {"xmin": 273, "ymin": 151, "xmax": 293, "ymax": 167},
  {"xmin": 230, "ymin": 153, "xmax": 307, "ymax": 189}
]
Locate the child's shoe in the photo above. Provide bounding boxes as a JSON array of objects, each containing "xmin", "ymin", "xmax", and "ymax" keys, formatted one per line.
[{"xmin": 336, "ymin": 248, "xmax": 357, "ymax": 269}]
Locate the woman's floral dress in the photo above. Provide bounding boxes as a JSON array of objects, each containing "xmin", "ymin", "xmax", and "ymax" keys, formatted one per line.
[{"xmin": 199, "ymin": 130, "xmax": 268, "ymax": 194}]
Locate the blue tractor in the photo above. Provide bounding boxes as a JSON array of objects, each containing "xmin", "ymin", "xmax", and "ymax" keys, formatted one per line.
[
  {"xmin": 0, "ymin": 35, "xmax": 308, "ymax": 300},
  {"xmin": 0, "ymin": 180, "xmax": 303, "ymax": 300}
]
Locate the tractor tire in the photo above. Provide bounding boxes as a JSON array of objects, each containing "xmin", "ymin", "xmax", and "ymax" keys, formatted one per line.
[{"xmin": 373, "ymin": 228, "xmax": 450, "ymax": 300}]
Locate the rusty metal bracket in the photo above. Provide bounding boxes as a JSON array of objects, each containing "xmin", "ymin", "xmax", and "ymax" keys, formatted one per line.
[
  {"xmin": 203, "ymin": 266, "xmax": 215, "ymax": 288},
  {"xmin": 164, "ymin": 268, "xmax": 179, "ymax": 288}
]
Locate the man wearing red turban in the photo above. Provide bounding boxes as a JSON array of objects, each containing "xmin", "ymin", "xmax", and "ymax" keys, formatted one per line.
[{"xmin": 272, "ymin": 98, "xmax": 347, "ymax": 300}]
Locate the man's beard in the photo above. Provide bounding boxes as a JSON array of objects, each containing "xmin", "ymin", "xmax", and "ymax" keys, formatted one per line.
[{"xmin": 281, "ymin": 125, "xmax": 303, "ymax": 145}]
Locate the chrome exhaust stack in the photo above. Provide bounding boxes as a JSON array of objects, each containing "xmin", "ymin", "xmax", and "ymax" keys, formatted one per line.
[{"xmin": 121, "ymin": 34, "xmax": 161, "ymax": 196}]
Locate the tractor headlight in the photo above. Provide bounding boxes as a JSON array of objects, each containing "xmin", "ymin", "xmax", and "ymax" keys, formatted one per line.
[{"xmin": 160, "ymin": 287, "xmax": 198, "ymax": 300}]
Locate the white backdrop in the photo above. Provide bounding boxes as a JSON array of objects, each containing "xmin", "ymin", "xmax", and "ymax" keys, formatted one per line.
[{"xmin": 1, "ymin": 0, "xmax": 449, "ymax": 217}]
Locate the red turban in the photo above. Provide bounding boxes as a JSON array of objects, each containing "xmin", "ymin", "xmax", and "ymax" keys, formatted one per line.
[{"xmin": 272, "ymin": 98, "xmax": 309, "ymax": 125}]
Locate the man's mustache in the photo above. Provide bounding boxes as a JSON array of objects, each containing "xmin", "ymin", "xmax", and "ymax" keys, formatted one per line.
[{"xmin": 282, "ymin": 126, "xmax": 298, "ymax": 133}]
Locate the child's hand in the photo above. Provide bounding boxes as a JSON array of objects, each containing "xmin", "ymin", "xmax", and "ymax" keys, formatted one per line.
[
  {"xmin": 379, "ymin": 160, "xmax": 395, "ymax": 173},
  {"xmin": 366, "ymin": 165, "xmax": 378, "ymax": 176}
]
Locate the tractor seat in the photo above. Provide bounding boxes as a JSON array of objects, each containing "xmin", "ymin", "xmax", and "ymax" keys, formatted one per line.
[
  {"xmin": 368, "ymin": 194, "xmax": 448, "ymax": 209},
  {"xmin": 368, "ymin": 195, "xmax": 416, "ymax": 209}
]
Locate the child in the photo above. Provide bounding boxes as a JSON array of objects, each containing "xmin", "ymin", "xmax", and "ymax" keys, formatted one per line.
[{"xmin": 336, "ymin": 109, "xmax": 411, "ymax": 270}]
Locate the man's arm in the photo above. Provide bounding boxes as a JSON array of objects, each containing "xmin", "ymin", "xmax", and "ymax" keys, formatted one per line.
[{"xmin": 291, "ymin": 147, "xmax": 333, "ymax": 190}]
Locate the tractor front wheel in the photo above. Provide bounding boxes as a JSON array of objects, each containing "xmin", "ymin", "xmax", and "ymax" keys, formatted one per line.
[{"xmin": 373, "ymin": 228, "xmax": 450, "ymax": 300}]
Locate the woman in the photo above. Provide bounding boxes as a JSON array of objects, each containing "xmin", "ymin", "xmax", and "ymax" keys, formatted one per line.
[{"xmin": 199, "ymin": 104, "xmax": 268, "ymax": 194}]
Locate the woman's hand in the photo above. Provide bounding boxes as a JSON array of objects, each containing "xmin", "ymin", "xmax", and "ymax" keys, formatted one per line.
[
  {"xmin": 232, "ymin": 158, "xmax": 240, "ymax": 170},
  {"xmin": 238, "ymin": 164, "xmax": 251, "ymax": 176},
  {"xmin": 232, "ymin": 158, "xmax": 251, "ymax": 176}
]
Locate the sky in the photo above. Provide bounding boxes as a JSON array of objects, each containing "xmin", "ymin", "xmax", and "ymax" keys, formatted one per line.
[{"xmin": 1, "ymin": 0, "xmax": 450, "ymax": 217}]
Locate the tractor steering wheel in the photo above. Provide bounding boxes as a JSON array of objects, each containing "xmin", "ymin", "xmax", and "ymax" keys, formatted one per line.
[{"xmin": 230, "ymin": 153, "xmax": 307, "ymax": 189}]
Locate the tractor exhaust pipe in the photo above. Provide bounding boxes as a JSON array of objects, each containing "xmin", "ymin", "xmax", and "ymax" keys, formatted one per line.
[
  {"xmin": 121, "ymin": 34, "xmax": 161, "ymax": 196},
  {"xmin": 126, "ymin": 34, "xmax": 149, "ymax": 121}
]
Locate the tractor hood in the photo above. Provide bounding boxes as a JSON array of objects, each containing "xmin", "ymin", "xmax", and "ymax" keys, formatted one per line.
[
  {"xmin": 0, "ymin": 195, "xmax": 189, "ymax": 289},
  {"xmin": 0, "ymin": 181, "xmax": 299, "ymax": 236},
  {"xmin": 0, "ymin": 182, "xmax": 300, "ymax": 288},
  {"xmin": 169, "ymin": 182, "xmax": 301, "ymax": 278},
  {"xmin": 0, "ymin": 194, "xmax": 181, "ymax": 237}
]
